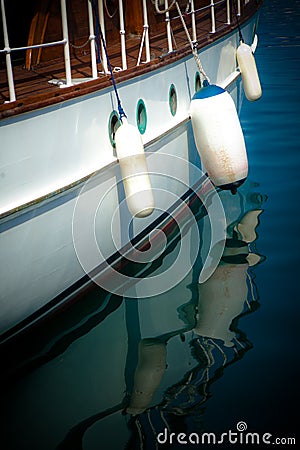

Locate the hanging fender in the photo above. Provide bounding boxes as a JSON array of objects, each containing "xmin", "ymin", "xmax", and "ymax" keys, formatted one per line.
[
  {"xmin": 195, "ymin": 241, "xmax": 250, "ymax": 347},
  {"xmin": 236, "ymin": 41, "xmax": 262, "ymax": 101},
  {"xmin": 126, "ymin": 339, "xmax": 167, "ymax": 415},
  {"xmin": 190, "ymin": 84, "xmax": 248, "ymax": 193},
  {"xmin": 115, "ymin": 119, "xmax": 154, "ymax": 218}
]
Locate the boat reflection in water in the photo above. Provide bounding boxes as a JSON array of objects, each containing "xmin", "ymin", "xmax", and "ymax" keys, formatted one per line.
[
  {"xmin": 2, "ymin": 180, "xmax": 266, "ymax": 450},
  {"xmin": 124, "ymin": 191, "xmax": 265, "ymax": 449}
]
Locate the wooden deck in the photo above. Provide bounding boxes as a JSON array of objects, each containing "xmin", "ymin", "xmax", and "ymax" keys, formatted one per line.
[{"xmin": 0, "ymin": 1, "xmax": 261, "ymax": 119}]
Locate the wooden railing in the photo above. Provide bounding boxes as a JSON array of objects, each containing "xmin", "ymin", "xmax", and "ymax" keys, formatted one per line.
[{"xmin": 0, "ymin": 0, "xmax": 252, "ymax": 104}]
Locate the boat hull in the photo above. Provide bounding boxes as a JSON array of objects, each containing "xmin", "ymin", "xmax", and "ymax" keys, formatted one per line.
[{"xmin": 0, "ymin": 18, "xmax": 258, "ymax": 339}]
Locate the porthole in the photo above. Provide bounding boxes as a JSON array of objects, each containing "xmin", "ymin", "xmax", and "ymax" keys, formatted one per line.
[
  {"xmin": 169, "ymin": 83, "xmax": 177, "ymax": 116},
  {"xmin": 108, "ymin": 110, "xmax": 121, "ymax": 147},
  {"xmin": 136, "ymin": 99, "xmax": 147, "ymax": 134},
  {"xmin": 195, "ymin": 72, "xmax": 202, "ymax": 92}
]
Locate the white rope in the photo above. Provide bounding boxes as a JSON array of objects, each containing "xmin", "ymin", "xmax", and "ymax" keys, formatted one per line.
[
  {"xmin": 209, "ymin": 338, "xmax": 228, "ymax": 366},
  {"xmin": 185, "ymin": 0, "xmax": 191, "ymax": 13},
  {"xmin": 104, "ymin": 0, "xmax": 117, "ymax": 18},
  {"xmin": 153, "ymin": 0, "xmax": 176, "ymax": 14},
  {"xmin": 151, "ymin": 0, "xmax": 210, "ymax": 82},
  {"xmin": 137, "ymin": 27, "xmax": 146, "ymax": 65},
  {"xmin": 174, "ymin": 1, "xmax": 210, "ymax": 83},
  {"xmin": 70, "ymin": 37, "xmax": 90, "ymax": 49},
  {"xmin": 247, "ymin": 271, "xmax": 257, "ymax": 302}
]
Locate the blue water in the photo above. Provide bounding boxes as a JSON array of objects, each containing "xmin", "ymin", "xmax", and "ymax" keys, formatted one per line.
[
  {"xmin": 2, "ymin": 1, "xmax": 300, "ymax": 449},
  {"xmin": 204, "ymin": 0, "xmax": 300, "ymax": 435}
]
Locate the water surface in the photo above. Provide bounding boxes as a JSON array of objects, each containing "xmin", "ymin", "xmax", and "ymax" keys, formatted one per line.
[{"xmin": 2, "ymin": 1, "xmax": 300, "ymax": 449}]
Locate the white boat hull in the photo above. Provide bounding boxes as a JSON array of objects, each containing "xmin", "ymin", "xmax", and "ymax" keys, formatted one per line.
[{"xmin": 0, "ymin": 19, "xmax": 258, "ymax": 338}]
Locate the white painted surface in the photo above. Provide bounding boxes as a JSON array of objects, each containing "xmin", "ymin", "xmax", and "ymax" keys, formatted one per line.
[{"xmin": 0, "ymin": 20, "xmax": 257, "ymax": 336}]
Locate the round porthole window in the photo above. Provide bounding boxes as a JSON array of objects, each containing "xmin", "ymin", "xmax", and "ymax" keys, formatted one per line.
[
  {"xmin": 136, "ymin": 99, "xmax": 147, "ymax": 134},
  {"xmin": 195, "ymin": 72, "xmax": 201, "ymax": 93},
  {"xmin": 169, "ymin": 84, "xmax": 177, "ymax": 116},
  {"xmin": 108, "ymin": 110, "xmax": 121, "ymax": 147}
]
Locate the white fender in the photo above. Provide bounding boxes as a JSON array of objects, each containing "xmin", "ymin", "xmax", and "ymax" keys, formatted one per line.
[
  {"xmin": 190, "ymin": 84, "xmax": 248, "ymax": 193},
  {"xmin": 115, "ymin": 118, "xmax": 154, "ymax": 217},
  {"xmin": 195, "ymin": 257, "xmax": 249, "ymax": 347},
  {"xmin": 126, "ymin": 339, "xmax": 167, "ymax": 415},
  {"xmin": 234, "ymin": 209, "xmax": 263, "ymax": 243},
  {"xmin": 236, "ymin": 42, "xmax": 262, "ymax": 101},
  {"xmin": 194, "ymin": 240, "xmax": 249, "ymax": 347},
  {"xmin": 251, "ymin": 34, "xmax": 258, "ymax": 53},
  {"xmin": 195, "ymin": 207, "xmax": 264, "ymax": 346}
]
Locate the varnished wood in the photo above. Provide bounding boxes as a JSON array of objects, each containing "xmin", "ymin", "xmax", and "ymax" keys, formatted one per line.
[
  {"xmin": 25, "ymin": 0, "xmax": 52, "ymax": 70},
  {"xmin": 0, "ymin": 0, "xmax": 262, "ymax": 119},
  {"xmin": 125, "ymin": 0, "xmax": 144, "ymax": 35}
]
